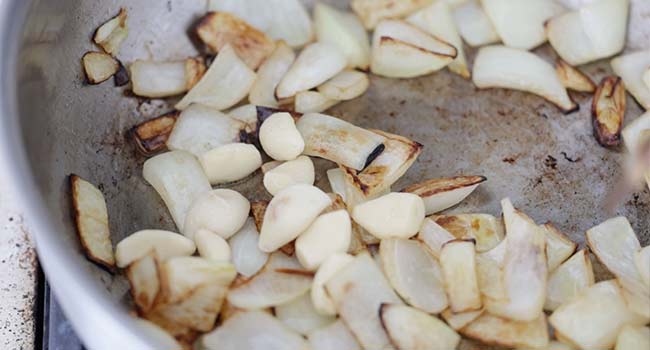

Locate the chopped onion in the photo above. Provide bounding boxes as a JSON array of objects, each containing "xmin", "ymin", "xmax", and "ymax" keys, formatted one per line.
[
  {"xmin": 440, "ymin": 309, "xmax": 483, "ymax": 331},
  {"xmin": 176, "ymin": 45, "xmax": 256, "ymax": 111},
  {"xmin": 126, "ymin": 252, "xmax": 160, "ymax": 313},
  {"xmin": 199, "ymin": 143, "xmax": 262, "ymax": 185},
  {"xmin": 276, "ymin": 42, "xmax": 347, "ymax": 99},
  {"xmin": 556, "ymin": 58, "xmax": 596, "ymax": 93},
  {"xmin": 544, "ymin": 249, "xmax": 594, "ymax": 311},
  {"xmin": 432, "ymin": 214, "xmax": 504, "ymax": 253},
  {"xmin": 142, "ymin": 151, "xmax": 211, "ymax": 231},
  {"xmin": 440, "ymin": 239, "xmax": 482, "ymax": 313},
  {"xmin": 417, "ymin": 217, "xmax": 455, "ymax": 259},
  {"xmin": 194, "ymin": 230, "xmax": 231, "ymax": 263},
  {"xmin": 453, "ymin": 0, "xmax": 500, "ymax": 47},
  {"xmin": 159, "ymin": 256, "xmax": 236, "ymax": 303},
  {"xmin": 486, "ymin": 198, "xmax": 547, "ymax": 322},
  {"xmin": 611, "ymin": 50, "xmax": 650, "ymax": 110},
  {"xmin": 547, "ymin": 0, "xmax": 629, "ymax": 66},
  {"xmin": 317, "ymin": 70, "xmax": 369, "ymax": 101},
  {"xmin": 473, "ymin": 45, "xmax": 577, "ymax": 113},
  {"xmin": 275, "ymin": 293, "xmax": 335, "ymax": 335},
  {"xmin": 615, "ymin": 325, "xmax": 650, "ymax": 350},
  {"xmin": 82, "ymin": 52, "xmax": 119, "ymax": 85},
  {"xmin": 351, "ymin": 0, "xmax": 433, "ymax": 29},
  {"xmin": 314, "ymin": 3, "xmax": 371, "ymax": 70},
  {"xmin": 131, "ymin": 318, "xmax": 181, "ymax": 350},
  {"xmin": 227, "ymin": 252, "xmax": 313, "ymax": 309},
  {"xmin": 249, "ymin": 41, "xmax": 296, "ymax": 108},
  {"xmin": 201, "ymin": 311, "xmax": 308, "ymax": 350},
  {"xmin": 403, "ymin": 175, "xmax": 486, "ymax": 215},
  {"xmin": 326, "ymin": 168, "xmax": 347, "ymax": 202},
  {"xmin": 93, "ymin": 8, "xmax": 128, "ymax": 56},
  {"xmin": 541, "ymin": 223, "xmax": 577, "ymax": 272},
  {"xmin": 481, "ymin": 0, "xmax": 565, "ymax": 50},
  {"xmin": 70, "ymin": 175, "xmax": 115, "ymax": 269},
  {"xmin": 380, "ymin": 304, "xmax": 461, "ymax": 350},
  {"xmin": 131, "ymin": 111, "xmax": 179, "ymax": 156},
  {"xmin": 407, "ymin": 1, "xmax": 470, "ymax": 78},
  {"xmin": 461, "ymin": 313, "xmax": 549, "ymax": 349},
  {"xmin": 296, "ymin": 113, "xmax": 386, "ymax": 171},
  {"xmin": 371, "ymin": 20, "xmax": 457, "ymax": 78},
  {"xmin": 380, "ymin": 238, "xmax": 448, "ymax": 314},
  {"xmin": 115, "ymin": 230, "xmax": 195, "ymax": 268},
  {"xmin": 207, "ymin": 0, "xmax": 313, "ymax": 47},
  {"xmin": 622, "ymin": 112, "xmax": 650, "ymax": 155},
  {"xmin": 228, "ymin": 218, "xmax": 268, "ymax": 277},
  {"xmin": 549, "ymin": 280, "xmax": 646, "ymax": 349},
  {"xmin": 311, "ymin": 253, "xmax": 354, "ymax": 316},
  {"xmin": 324, "ymin": 253, "xmax": 402, "ymax": 349},
  {"xmin": 592, "ymin": 76, "xmax": 626, "ymax": 147},
  {"xmin": 294, "ymin": 91, "xmax": 338, "ymax": 114},
  {"xmin": 307, "ymin": 320, "xmax": 361, "ymax": 350},
  {"xmin": 195, "ymin": 12, "xmax": 275, "ymax": 70},
  {"xmin": 130, "ymin": 58, "xmax": 206, "ymax": 98},
  {"xmin": 476, "ymin": 240, "xmax": 507, "ymax": 301},
  {"xmin": 183, "ymin": 189, "xmax": 250, "ymax": 241},
  {"xmin": 227, "ymin": 104, "xmax": 258, "ymax": 133},
  {"xmin": 166, "ymin": 104, "xmax": 245, "ymax": 157}
]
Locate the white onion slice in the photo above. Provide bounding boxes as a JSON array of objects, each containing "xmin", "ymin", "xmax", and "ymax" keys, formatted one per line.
[
  {"xmin": 440, "ymin": 239, "xmax": 482, "ymax": 313},
  {"xmin": 461, "ymin": 313, "xmax": 549, "ymax": 349},
  {"xmin": 476, "ymin": 240, "xmax": 507, "ymax": 301},
  {"xmin": 380, "ymin": 304, "xmax": 461, "ymax": 350},
  {"xmin": 440, "ymin": 309, "xmax": 483, "ymax": 331},
  {"xmin": 371, "ymin": 20, "xmax": 457, "ymax": 78},
  {"xmin": 70, "ymin": 175, "xmax": 114, "ymax": 269},
  {"xmin": 453, "ymin": 0, "xmax": 500, "ymax": 47},
  {"xmin": 616, "ymin": 325, "xmax": 650, "ymax": 350},
  {"xmin": 142, "ymin": 151, "xmax": 211, "ymax": 231},
  {"xmin": 342, "ymin": 129, "xmax": 422, "ymax": 204},
  {"xmin": 326, "ymin": 168, "xmax": 347, "ymax": 202},
  {"xmin": 130, "ymin": 58, "xmax": 205, "ymax": 98},
  {"xmin": 380, "ymin": 238, "xmax": 448, "ymax": 314},
  {"xmin": 636, "ymin": 247, "xmax": 650, "ymax": 288},
  {"xmin": 481, "ymin": 0, "xmax": 565, "ymax": 50},
  {"xmin": 314, "ymin": 3, "xmax": 371, "ymax": 70},
  {"xmin": 228, "ymin": 218, "xmax": 268, "ymax": 277},
  {"xmin": 542, "ymin": 223, "xmax": 577, "ymax": 272},
  {"xmin": 317, "ymin": 70, "xmax": 369, "ymax": 101},
  {"xmin": 307, "ymin": 320, "xmax": 361, "ymax": 350},
  {"xmin": 82, "ymin": 52, "xmax": 119, "ymax": 85},
  {"xmin": 296, "ymin": 113, "xmax": 386, "ymax": 171},
  {"xmin": 611, "ymin": 50, "xmax": 650, "ymax": 110},
  {"xmin": 201, "ymin": 310, "xmax": 308, "ymax": 350},
  {"xmin": 183, "ymin": 189, "xmax": 250, "ymax": 240},
  {"xmin": 311, "ymin": 253, "xmax": 354, "ymax": 316},
  {"xmin": 473, "ymin": 45, "xmax": 576, "ymax": 113},
  {"xmin": 115, "ymin": 230, "xmax": 195, "ymax": 268},
  {"xmin": 194, "ymin": 230, "xmax": 231, "ymax": 263},
  {"xmin": 166, "ymin": 104, "xmax": 245, "ymax": 157},
  {"xmin": 417, "ymin": 217, "xmax": 455, "ymax": 259},
  {"xmin": 276, "ymin": 42, "xmax": 347, "ymax": 99},
  {"xmin": 176, "ymin": 45, "xmax": 256, "ymax": 111},
  {"xmin": 325, "ymin": 253, "xmax": 402, "ymax": 349},
  {"xmin": 403, "ymin": 175, "xmax": 486, "ymax": 215},
  {"xmin": 275, "ymin": 293, "xmax": 335, "ymax": 335},
  {"xmin": 207, "ymin": 0, "xmax": 313, "ymax": 47},
  {"xmin": 227, "ymin": 104, "xmax": 258, "ymax": 133},
  {"xmin": 294, "ymin": 91, "xmax": 338, "ymax": 114},
  {"xmin": 407, "ymin": 1, "xmax": 470, "ymax": 78},
  {"xmin": 351, "ymin": 0, "xmax": 433, "ymax": 29},
  {"xmin": 199, "ymin": 143, "xmax": 262, "ymax": 185},
  {"xmin": 263, "ymin": 156, "xmax": 315, "ymax": 195},
  {"xmin": 227, "ymin": 252, "xmax": 313, "ymax": 309},
  {"xmin": 249, "ymin": 42, "xmax": 296, "ymax": 108},
  {"xmin": 549, "ymin": 280, "xmax": 646, "ymax": 349},
  {"xmin": 159, "ymin": 256, "xmax": 236, "ymax": 302},
  {"xmin": 544, "ymin": 249, "xmax": 594, "ymax": 311},
  {"xmin": 547, "ymin": 0, "xmax": 629, "ymax": 66},
  {"xmin": 126, "ymin": 252, "xmax": 160, "ymax": 313},
  {"xmin": 432, "ymin": 214, "xmax": 504, "ymax": 253},
  {"xmin": 486, "ymin": 198, "xmax": 547, "ymax": 321}
]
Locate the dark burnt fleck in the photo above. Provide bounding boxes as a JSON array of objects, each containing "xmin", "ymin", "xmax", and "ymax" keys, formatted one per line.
[
  {"xmin": 561, "ymin": 152, "xmax": 581, "ymax": 163},
  {"xmin": 502, "ymin": 157, "xmax": 516, "ymax": 164},
  {"xmin": 363, "ymin": 143, "xmax": 386, "ymax": 170},
  {"xmin": 544, "ymin": 155, "xmax": 557, "ymax": 169},
  {"xmin": 113, "ymin": 61, "xmax": 130, "ymax": 87}
]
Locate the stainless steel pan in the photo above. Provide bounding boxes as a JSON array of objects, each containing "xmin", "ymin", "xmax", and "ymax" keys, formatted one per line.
[{"xmin": 0, "ymin": 0, "xmax": 648, "ymax": 349}]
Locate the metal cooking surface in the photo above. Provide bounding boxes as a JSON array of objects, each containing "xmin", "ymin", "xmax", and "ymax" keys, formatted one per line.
[{"xmin": 14, "ymin": 0, "xmax": 649, "ymax": 349}]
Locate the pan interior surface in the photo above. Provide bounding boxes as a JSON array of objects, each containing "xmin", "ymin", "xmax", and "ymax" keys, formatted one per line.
[{"xmin": 11, "ymin": 0, "xmax": 649, "ymax": 349}]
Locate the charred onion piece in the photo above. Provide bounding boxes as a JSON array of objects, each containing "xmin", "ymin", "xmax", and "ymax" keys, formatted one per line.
[
  {"xmin": 129, "ymin": 58, "xmax": 206, "ymax": 98},
  {"xmin": 351, "ymin": 0, "xmax": 432, "ymax": 29},
  {"xmin": 403, "ymin": 175, "xmax": 486, "ymax": 215},
  {"xmin": 556, "ymin": 59, "xmax": 596, "ymax": 93},
  {"xmin": 132, "ymin": 111, "xmax": 179, "ymax": 156},
  {"xmin": 195, "ymin": 12, "xmax": 275, "ymax": 70},
  {"xmin": 93, "ymin": 8, "xmax": 128, "ymax": 56},
  {"xmin": 82, "ymin": 51, "xmax": 119, "ymax": 84},
  {"xmin": 592, "ymin": 76, "xmax": 626, "ymax": 147}
]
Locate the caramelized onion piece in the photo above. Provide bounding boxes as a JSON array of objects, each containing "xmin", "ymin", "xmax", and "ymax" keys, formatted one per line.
[{"xmin": 592, "ymin": 76, "xmax": 626, "ymax": 147}]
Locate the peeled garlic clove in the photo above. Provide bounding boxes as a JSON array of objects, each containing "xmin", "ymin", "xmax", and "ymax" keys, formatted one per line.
[
  {"xmin": 317, "ymin": 70, "xmax": 370, "ymax": 101},
  {"xmin": 143, "ymin": 151, "xmax": 211, "ymax": 231},
  {"xmin": 183, "ymin": 189, "xmax": 250, "ymax": 240},
  {"xmin": 440, "ymin": 239, "xmax": 482, "ymax": 313},
  {"xmin": 294, "ymin": 91, "xmax": 338, "ymax": 114},
  {"xmin": 453, "ymin": 0, "xmax": 499, "ymax": 47},
  {"xmin": 249, "ymin": 41, "xmax": 296, "ymax": 108},
  {"xmin": 176, "ymin": 45, "xmax": 256, "ymax": 111},
  {"xmin": 296, "ymin": 210, "xmax": 351, "ymax": 271},
  {"xmin": 352, "ymin": 192, "xmax": 425, "ymax": 240},
  {"xmin": 311, "ymin": 253, "xmax": 355, "ymax": 316},
  {"xmin": 276, "ymin": 42, "xmax": 347, "ymax": 99},
  {"xmin": 416, "ymin": 217, "xmax": 455, "ymax": 258},
  {"xmin": 263, "ymin": 155, "xmax": 315, "ymax": 195},
  {"xmin": 259, "ymin": 112, "xmax": 305, "ymax": 161},
  {"xmin": 258, "ymin": 184, "xmax": 332, "ymax": 252},
  {"xmin": 314, "ymin": 3, "xmax": 371, "ymax": 70},
  {"xmin": 115, "ymin": 230, "xmax": 196, "ymax": 268},
  {"xmin": 195, "ymin": 229, "xmax": 232, "ymax": 262},
  {"xmin": 199, "ymin": 143, "xmax": 262, "ymax": 185}
]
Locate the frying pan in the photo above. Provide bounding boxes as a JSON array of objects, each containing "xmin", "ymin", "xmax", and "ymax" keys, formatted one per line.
[{"xmin": 0, "ymin": 0, "xmax": 648, "ymax": 349}]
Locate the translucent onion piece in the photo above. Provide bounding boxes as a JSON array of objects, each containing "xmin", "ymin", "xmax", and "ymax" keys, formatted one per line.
[
  {"xmin": 311, "ymin": 253, "xmax": 355, "ymax": 316},
  {"xmin": 314, "ymin": 3, "xmax": 371, "ymax": 69},
  {"xmin": 432, "ymin": 213, "xmax": 504, "ymax": 253},
  {"xmin": 249, "ymin": 41, "xmax": 296, "ymax": 108},
  {"xmin": 380, "ymin": 238, "xmax": 448, "ymax": 314},
  {"xmin": 275, "ymin": 293, "xmax": 335, "ymax": 335},
  {"xmin": 93, "ymin": 8, "xmax": 128, "ymax": 56},
  {"xmin": 326, "ymin": 168, "xmax": 347, "ymax": 202},
  {"xmin": 440, "ymin": 239, "xmax": 482, "ymax": 313},
  {"xmin": 453, "ymin": 0, "xmax": 500, "ymax": 47},
  {"xmin": 461, "ymin": 313, "xmax": 549, "ymax": 349},
  {"xmin": 380, "ymin": 304, "xmax": 461, "ymax": 350},
  {"xmin": 307, "ymin": 320, "xmax": 361, "ymax": 350},
  {"xmin": 194, "ymin": 230, "xmax": 231, "ymax": 262},
  {"xmin": 201, "ymin": 311, "xmax": 308, "ymax": 350},
  {"xmin": 440, "ymin": 308, "xmax": 483, "ymax": 331},
  {"xmin": 615, "ymin": 325, "xmax": 650, "ymax": 350},
  {"xmin": 227, "ymin": 252, "xmax": 313, "ymax": 309},
  {"xmin": 351, "ymin": 0, "xmax": 433, "ymax": 29},
  {"xmin": 542, "ymin": 223, "xmax": 577, "ymax": 272},
  {"xmin": 130, "ymin": 58, "xmax": 204, "ymax": 98},
  {"xmin": 159, "ymin": 256, "xmax": 236, "ymax": 302},
  {"xmin": 325, "ymin": 253, "xmax": 402, "ymax": 350},
  {"xmin": 229, "ymin": 218, "xmax": 268, "ymax": 277},
  {"xmin": 175, "ymin": 45, "xmax": 256, "ymax": 111},
  {"xmin": 544, "ymin": 249, "xmax": 595, "ymax": 311},
  {"xmin": 82, "ymin": 52, "xmax": 119, "ymax": 84},
  {"xmin": 126, "ymin": 252, "xmax": 160, "ymax": 313},
  {"xmin": 115, "ymin": 230, "xmax": 195, "ymax": 268},
  {"xmin": 294, "ymin": 91, "xmax": 338, "ymax": 114},
  {"xmin": 182, "ymin": 189, "xmax": 250, "ymax": 240},
  {"xmin": 403, "ymin": 175, "xmax": 486, "ymax": 215},
  {"xmin": 417, "ymin": 217, "xmax": 455, "ymax": 259},
  {"xmin": 476, "ymin": 240, "xmax": 507, "ymax": 301},
  {"xmin": 611, "ymin": 50, "xmax": 650, "ymax": 110}
]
